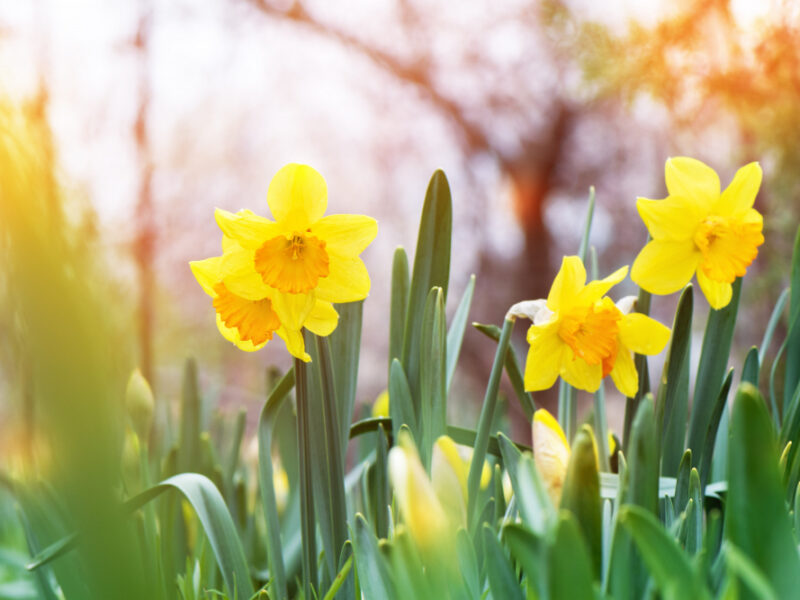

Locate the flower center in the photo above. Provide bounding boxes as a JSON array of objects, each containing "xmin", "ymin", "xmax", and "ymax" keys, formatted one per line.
[
  {"xmin": 254, "ymin": 232, "xmax": 330, "ymax": 294},
  {"xmin": 558, "ymin": 301, "xmax": 621, "ymax": 376},
  {"xmin": 212, "ymin": 283, "xmax": 280, "ymax": 345},
  {"xmin": 693, "ymin": 215, "xmax": 763, "ymax": 283}
]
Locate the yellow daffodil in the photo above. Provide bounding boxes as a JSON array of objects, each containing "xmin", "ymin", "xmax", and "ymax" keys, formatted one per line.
[
  {"xmin": 190, "ymin": 238, "xmax": 338, "ymax": 360},
  {"xmin": 512, "ymin": 256, "xmax": 670, "ymax": 396},
  {"xmin": 214, "ymin": 164, "xmax": 377, "ymax": 334},
  {"xmin": 631, "ymin": 157, "xmax": 764, "ymax": 309},
  {"xmin": 532, "ymin": 409, "xmax": 571, "ymax": 506}
]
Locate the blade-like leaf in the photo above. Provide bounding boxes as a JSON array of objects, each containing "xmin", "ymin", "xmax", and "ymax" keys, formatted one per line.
[{"xmin": 446, "ymin": 275, "xmax": 475, "ymax": 391}]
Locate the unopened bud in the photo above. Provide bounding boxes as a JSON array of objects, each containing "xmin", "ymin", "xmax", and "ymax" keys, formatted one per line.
[{"xmin": 126, "ymin": 368, "xmax": 154, "ymax": 440}]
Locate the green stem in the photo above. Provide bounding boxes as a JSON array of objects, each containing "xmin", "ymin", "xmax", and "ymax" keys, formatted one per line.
[
  {"xmin": 295, "ymin": 357, "xmax": 317, "ymax": 598},
  {"xmin": 467, "ymin": 317, "xmax": 514, "ymax": 528}
]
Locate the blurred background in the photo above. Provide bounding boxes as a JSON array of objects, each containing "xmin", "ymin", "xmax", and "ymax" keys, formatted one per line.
[{"xmin": 1, "ymin": 0, "xmax": 798, "ymax": 447}]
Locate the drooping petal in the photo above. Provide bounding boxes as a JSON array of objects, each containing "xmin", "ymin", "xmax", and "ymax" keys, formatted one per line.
[
  {"xmin": 547, "ymin": 256, "xmax": 586, "ymax": 311},
  {"xmin": 664, "ymin": 157, "xmax": 719, "ymax": 210},
  {"xmin": 618, "ymin": 313, "xmax": 671, "ymax": 355},
  {"xmin": 311, "ymin": 214, "xmax": 378, "ymax": 258},
  {"xmin": 560, "ymin": 350, "xmax": 603, "ymax": 393},
  {"xmin": 267, "ymin": 164, "xmax": 328, "ymax": 231},
  {"xmin": 576, "ymin": 265, "xmax": 628, "ymax": 305},
  {"xmin": 636, "ymin": 196, "xmax": 705, "ymax": 241},
  {"xmin": 631, "ymin": 239, "xmax": 700, "ymax": 295},
  {"xmin": 270, "ymin": 292, "xmax": 315, "ymax": 331},
  {"xmin": 304, "ymin": 300, "xmax": 339, "ymax": 337},
  {"xmin": 715, "ymin": 162, "xmax": 762, "ymax": 216},
  {"xmin": 190, "ymin": 256, "xmax": 222, "ymax": 297},
  {"xmin": 276, "ymin": 326, "xmax": 310, "ymax": 362},
  {"xmin": 215, "ymin": 208, "xmax": 282, "ymax": 250},
  {"xmin": 220, "ymin": 244, "xmax": 273, "ymax": 301},
  {"xmin": 524, "ymin": 322, "xmax": 564, "ymax": 391},
  {"xmin": 609, "ymin": 349, "xmax": 638, "ymax": 398},
  {"xmin": 314, "ymin": 255, "xmax": 371, "ymax": 303},
  {"xmin": 215, "ymin": 314, "xmax": 266, "ymax": 352},
  {"xmin": 696, "ymin": 269, "xmax": 733, "ymax": 310}
]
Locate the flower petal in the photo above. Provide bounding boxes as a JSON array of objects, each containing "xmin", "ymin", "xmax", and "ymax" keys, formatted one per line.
[
  {"xmin": 311, "ymin": 214, "xmax": 378, "ymax": 258},
  {"xmin": 524, "ymin": 322, "xmax": 564, "ymax": 391},
  {"xmin": 610, "ymin": 349, "xmax": 638, "ymax": 398},
  {"xmin": 636, "ymin": 196, "xmax": 705, "ymax": 241},
  {"xmin": 576, "ymin": 265, "xmax": 628, "ymax": 305},
  {"xmin": 547, "ymin": 256, "xmax": 586, "ymax": 311},
  {"xmin": 304, "ymin": 300, "xmax": 339, "ymax": 337},
  {"xmin": 276, "ymin": 326, "xmax": 310, "ymax": 362},
  {"xmin": 560, "ymin": 350, "xmax": 603, "ymax": 393},
  {"xmin": 220, "ymin": 244, "xmax": 273, "ymax": 301},
  {"xmin": 315, "ymin": 255, "xmax": 371, "ymax": 303},
  {"xmin": 190, "ymin": 256, "xmax": 222, "ymax": 297},
  {"xmin": 271, "ymin": 292, "xmax": 315, "ymax": 331},
  {"xmin": 715, "ymin": 162, "xmax": 762, "ymax": 216},
  {"xmin": 215, "ymin": 208, "xmax": 282, "ymax": 250},
  {"xmin": 631, "ymin": 239, "xmax": 700, "ymax": 295},
  {"xmin": 215, "ymin": 314, "xmax": 266, "ymax": 352},
  {"xmin": 619, "ymin": 313, "xmax": 671, "ymax": 355},
  {"xmin": 665, "ymin": 157, "xmax": 719, "ymax": 210},
  {"xmin": 696, "ymin": 270, "xmax": 733, "ymax": 310},
  {"xmin": 267, "ymin": 164, "xmax": 328, "ymax": 230}
]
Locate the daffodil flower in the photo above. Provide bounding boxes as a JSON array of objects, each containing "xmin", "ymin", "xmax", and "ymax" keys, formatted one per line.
[
  {"xmin": 512, "ymin": 256, "xmax": 670, "ymax": 396},
  {"xmin": 631, "ymin": 157, "xmax": 764, "ymax": 309},
  {"xmin": 190, "ymin": 238, "xmax": 338, "ymax": 360},
  {"xmin": 532, "ymin": 408, "xmax": 571, "ymax": 506},
  {"xmin": 214, "ymin": 164, "xmax": 377, "ymax": 333}
]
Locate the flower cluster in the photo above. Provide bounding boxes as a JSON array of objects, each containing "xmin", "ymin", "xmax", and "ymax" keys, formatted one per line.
[
  {"xmin": 519, "ymin": 157, "xmax": 763, "ymax": 398},
  {"xmin": 190, "ymin": 164, "xmax": 377, "ymax": 361}
]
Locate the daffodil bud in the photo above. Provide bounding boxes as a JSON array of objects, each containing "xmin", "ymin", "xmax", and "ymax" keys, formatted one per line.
[
  {"xmin": 532, "ymin": 408, "xmax": 570, "ymax": 507},
  {"xmin": 388, "ymin": 431, "xmax": 448, "ymax": 551},
  {"xmin": 125, "ymin": 368, "xmax": 154, "ymax": 440},
  {"xmin": 372, "ymin": 390, "xmax": 390, "ymax": 418}
]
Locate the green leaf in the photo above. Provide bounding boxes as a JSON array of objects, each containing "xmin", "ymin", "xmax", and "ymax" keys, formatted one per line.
[
  {"xmin": 673, "ymin": 449, "xmax": 692, "ymax": 516},
  {"xmin": 388, "ymin": 360, "xmax": 416, "ymax": 442},
  {"xmin": 499, "ymin": 443, "xmax": 555, "ymax": 536},
  {"xmin": 446, "ymin": 275, "xmax": 475, "ymax": 392},
  {"xmin": 548, "ymin": 513, "xmax": 596, "ymax": 600},
  {"xmin": 741, "ymin": 346, "xmax": 760, "ymax": 388},
  {"xmin": 623, "ymin": 287, "xmax": 651, "ymax": 453},
  {"xmin": 322, "ymin": 546, "xmax": 353, "ymax": 600},
  {"xmin": 419, "ymin": 287, "xmax": 447, "ymax": 468},
  {"xmin": 722, "ymin": 543, "xmax": 779, "ymax": 600},
  {"xmin": 483, "ymin": 524, "xmax": 524, "ymax": 600},
  {"xmin": 617, "ymin": 505, "xmax": 710, "ymax": 600},
  {"xmin": 658, "ymin": 284, "xmax": 693, "ymax": 476},
  {"xmin": 699, "ymin": 368, "xmax": 734, "ymax": 488},
  {"xmin": 329, "ymin": 300, "xmax": 364, "ymax": 459},
  {"xmin": 560, "ymin": 425, "xmax": 602, "ymax": 577},
  {"xmin": 401, "ymin": 170, "xmax": 452, "ymax": 408},
  {"xmin": 760, "ymin": 286, "xmax": 789, "ymax": 359},
  {"xmin": 257, "ymin": 368, "xmax": 295, "ymax": 600},
  {"xmin": 503, "ymin": 523, "xmax": 546, "ymax": 600},
  {"xmin": 607, "ymin": 395, "xmax": 657, "ymax": 600},
  {"xmin": 304, "ymin": 335, "xmax": 349, "ymax": 581},
  {"xmin": 687, "ymin": 277, "xmax": 742, "ymax": 467},
  {"xmin": 726, "ymin": 383, "xmax": 800, "ymax": 599},
  {"xmin": 467, "ymin": 318, "xmax": 514, "ymax": 527},
  {"xmin": 455, "ymin": 529, "xmax": 481, "ymax": 600},
  {"xmin": 785, "ymin": 225, "xmax": 800, "ymax": 407},
  {"xmin": 473, "ymin": 323, "xmax": 535, "ymax": 420},
  {"xmin": 389, "ymin": 247, "xmax": 410, "ymax": 369},
  {"xmin": 178, "ymin": 358, "xmax": 203, "ymax": 473},
  {"xmin": 351, "ymin": 515, "xmax": 393, "ymax": 600},
  {"xmin": 685, "ymin": 468, "xmax": 702, "ymax": 556}
]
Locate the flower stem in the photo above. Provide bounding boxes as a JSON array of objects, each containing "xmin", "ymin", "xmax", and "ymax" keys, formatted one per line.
[{"xmin": 294, "ymin": 356, "xmax": 317, "ymax": 598}]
